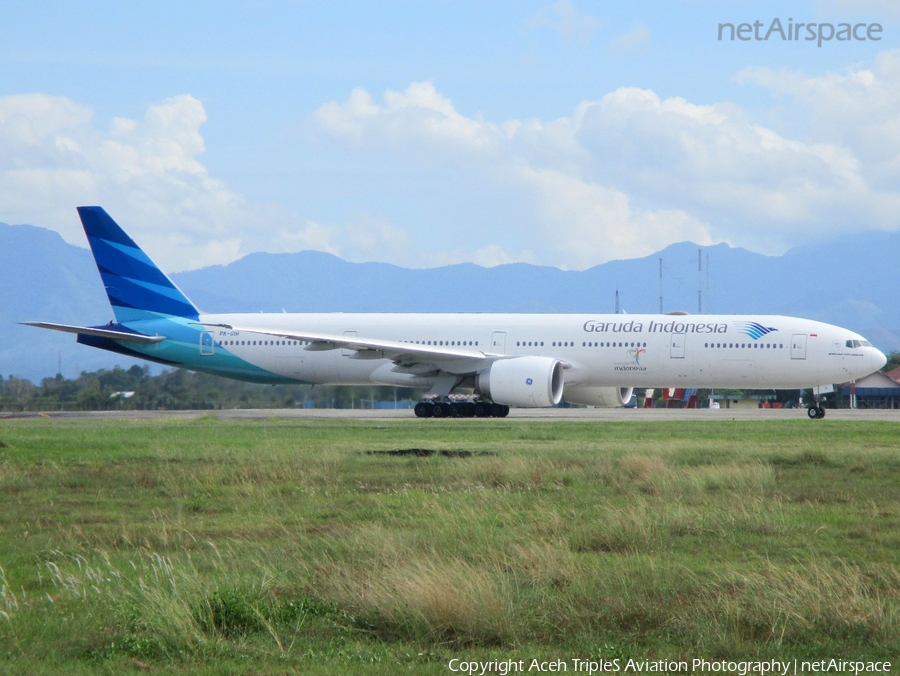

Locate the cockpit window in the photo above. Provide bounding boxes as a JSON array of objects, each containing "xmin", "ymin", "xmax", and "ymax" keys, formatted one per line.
[
  {"xmin": 846, "ymin": 339, "xmax": 864, "ymax": 348},
  {"xmin": 862, "ymin": 340, "xmax": 873, "ymax": 347}
]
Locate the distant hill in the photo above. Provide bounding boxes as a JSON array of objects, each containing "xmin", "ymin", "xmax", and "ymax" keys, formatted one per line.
[
  {"xmin": 0, "ymin": 223, "xmax": 147, "ymax": 382},
  {"xmin": 3, "ymin": 222, "xmax": 898, "ymax": 382}
]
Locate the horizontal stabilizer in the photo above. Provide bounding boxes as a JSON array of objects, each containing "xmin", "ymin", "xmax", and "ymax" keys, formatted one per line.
[{"xmin": 21, "ymin": 321, "xmax": 166, "ymax": 344}]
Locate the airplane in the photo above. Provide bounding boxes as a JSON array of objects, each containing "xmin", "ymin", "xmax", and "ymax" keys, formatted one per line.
[{"xmin": 23, "ymin": 207, "xmax": 887, "ymax": 419}]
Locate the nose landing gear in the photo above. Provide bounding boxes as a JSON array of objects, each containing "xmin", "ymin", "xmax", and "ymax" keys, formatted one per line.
[{"xmin": 807, "ymin": 405, "xmax": 826, "ymax": 419}]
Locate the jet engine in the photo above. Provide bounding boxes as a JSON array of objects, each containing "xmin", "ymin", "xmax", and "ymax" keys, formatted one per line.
[
  {"xmin": 563, "ymin": 385, "xmax": 634, "ymax": 407},
  {"xmin": 477, "ymin": 356, "xmax": 564, "ymax": 408}
]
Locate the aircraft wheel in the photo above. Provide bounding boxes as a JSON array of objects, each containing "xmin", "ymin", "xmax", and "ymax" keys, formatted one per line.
[
  {"xmin": 474, "ymin": 402, "xmax": 490, "ymax": 417},
  {"xmin": 464, "ymin": 402, "xmax": 476, "ymax": 417},
  {"xmin": 817, "ymin": 406, "xmax": 826, "ymax": 419},
  {"xmin": 432, "ymin": 402, "xmax": 447, "ymax": 418},
  {"xmin": 498, "ymin": 404, "xmax": 510, "ymax": 417},
  {"xmin": 448, "ymin": 403, "xmax": 461, "ymax": 417},
  {"xmin": 414, "ymin": 402, "xmax": 433, "ymax": 418},
  {"xmin": 491, "ymin": 403, "xmax": 503, "ymax": 417}
]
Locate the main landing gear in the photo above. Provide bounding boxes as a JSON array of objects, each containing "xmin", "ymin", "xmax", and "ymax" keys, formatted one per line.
[{"xmin": 414, "ymin": 398, "xmax": 510, "ymax": 418}]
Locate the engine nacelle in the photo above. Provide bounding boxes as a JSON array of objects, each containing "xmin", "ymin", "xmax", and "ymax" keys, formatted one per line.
[
  {"xmin": 477, "ymin": 356, "xmax": 564, "ymax": 408},
  {"xmin": 563, "ymin": 385, "xmax": 634, "ymax": 407}
]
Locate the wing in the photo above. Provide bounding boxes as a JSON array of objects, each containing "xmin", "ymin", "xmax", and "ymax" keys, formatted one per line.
[{"xmin": 197, "ymin": 322, "xmax": 495, "ymax": 375}]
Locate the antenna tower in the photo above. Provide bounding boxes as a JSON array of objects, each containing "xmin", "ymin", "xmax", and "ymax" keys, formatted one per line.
[
  {"xmin": 698, "ymin": 248, "xmax": 702, "ymax": 314},
  {"xmin": 658, "ymin": 258, "xmax": 663, "ymax": 314}
]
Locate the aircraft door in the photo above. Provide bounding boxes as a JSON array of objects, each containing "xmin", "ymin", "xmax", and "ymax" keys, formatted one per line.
[
  {"xmin": 491, "ymin": 331, "xmax": 506, "ymax": 355},
  {"xmin": 342, "ymin": 331, "xmax": 357, "ymax": 357},
  {"xmin": 200, "ymin": 331, "xmax": 215, "ymax": 356},
  {"xmin": 670, "ymin": 332, "xmax": 686, "ymax": 359},
  {"xmin": 791, "ymin": 334, "xmax": 807, "ymax": 360}
]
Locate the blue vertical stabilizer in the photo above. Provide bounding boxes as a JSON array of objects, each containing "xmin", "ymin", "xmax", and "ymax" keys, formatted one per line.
[{"xmin": 77, "ymin": 206, "xmax": 200, "ymax": 322}]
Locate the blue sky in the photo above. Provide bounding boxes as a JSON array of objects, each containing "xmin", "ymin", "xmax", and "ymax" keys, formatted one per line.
[{"xmin": 1, "ymin": 0, "xmax": 898, "ymax": 271}]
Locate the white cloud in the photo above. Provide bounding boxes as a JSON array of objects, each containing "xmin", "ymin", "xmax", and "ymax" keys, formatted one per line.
[
  {"xmin": 341, "ymin": 211, "xmax": 414, "ymax": 264},
  {"xmin": 0, "ymin": 93, "xmax": 416, "ymax": 272},
  {"xmin": 0, "ymin": 91, "xmax": 519, "ymax": 271},
  {"xmin": 315, "ymin": 82, "xmax": 501, "ymax": 163},
  {"xmin": 315, "ymin": 81, "xmax": 720, "ymax": 268},
  {"xmin": 313, "ymin": 70, "xmax": 900, "ymax": 266},
  {"xmin": 739, "ymin": 50, "xmax": 900, "ymax": 191},
  {"xmin": 0, "ymin": 93, "xmax": 248, "ymax": 271},
  {"xmin": 607, "ymin": 23, "xmax": 650, "ymax": 55},
  {"xmin": 520, "ymin": 166, "xmax": 713, "ymax": 268},
  {"xmin": 527, "ymin": 0, "xmax": 604, "ymax": 46},
  {"xmin": 9, "ymin": 55, "xmax": 900, "ymax": 276},
  {"xmin": 573, "ymin": 87, "xmax": 878, "ymax": 243},
  {"xmin": 471, "ymin": 245, "xmax": 536, "ymax": 268}
]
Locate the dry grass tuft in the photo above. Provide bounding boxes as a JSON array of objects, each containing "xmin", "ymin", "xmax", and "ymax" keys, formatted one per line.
[
  {"xmin": 466, "ymin": 457, "xmax": 561, "ymax": 490},
  {"xmin": 317, "ymin": 555, "xmax": 513, "ymax": 645},
  {"xmin": 615, "ymin": 456, "xmax": 774, "ymax": 498},
  {"xmin": 707, "ymin": 560, "xmax": 900, "ymax": 644},
  {"xmin": 507, "ymin": 540, "xmax": 580, "ymax": 587}
]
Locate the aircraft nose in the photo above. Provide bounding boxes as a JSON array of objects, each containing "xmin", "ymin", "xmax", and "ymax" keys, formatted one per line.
[{"xmin": 873, "ymin": 347, "xmax": 887, "ymax": 371}]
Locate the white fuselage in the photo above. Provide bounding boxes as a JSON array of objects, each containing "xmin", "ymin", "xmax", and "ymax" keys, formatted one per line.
[{"xmin": 192, "ymin": 312, "xmax": 885, "ymax": 391}]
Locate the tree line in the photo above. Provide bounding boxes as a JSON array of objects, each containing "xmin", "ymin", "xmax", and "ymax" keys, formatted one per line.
[{"xmin": 0, "ymin": 366, "xmax": 420, "ymax": 412}]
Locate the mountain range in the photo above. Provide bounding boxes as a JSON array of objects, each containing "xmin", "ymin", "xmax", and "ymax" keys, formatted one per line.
[{"xmin": 3, "ymin": 222, "xmax": 898, "ymax": 383}]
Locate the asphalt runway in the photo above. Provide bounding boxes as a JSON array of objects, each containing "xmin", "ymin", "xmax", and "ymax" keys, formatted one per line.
[{"xmin": 3, "ymin": 407, "xmax": 899, "ymax": 422}]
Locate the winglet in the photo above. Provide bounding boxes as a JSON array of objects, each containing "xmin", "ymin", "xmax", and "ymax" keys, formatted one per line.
[{"xmin": 77, "ymin": 207, "xmax": 200, "ymax": 322}]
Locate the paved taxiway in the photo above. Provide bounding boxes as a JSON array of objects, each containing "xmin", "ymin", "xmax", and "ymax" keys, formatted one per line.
[{"xmin": 2, "ymin": 408, "xmax": 898, "ymax": 422}]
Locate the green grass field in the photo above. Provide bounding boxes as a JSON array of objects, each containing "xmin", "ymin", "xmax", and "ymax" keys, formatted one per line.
[{"xmin": 0, "ymin": 416, "xmax": 898, "ymax": 674}]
